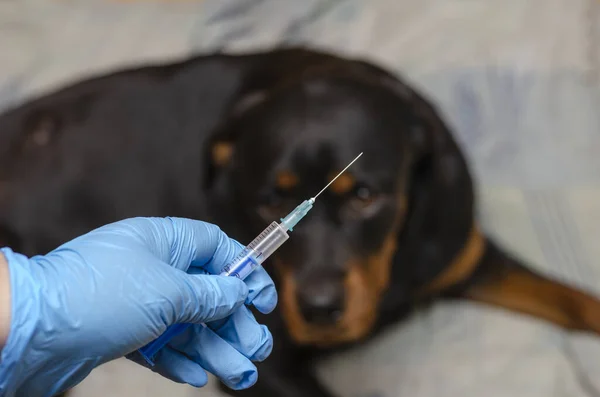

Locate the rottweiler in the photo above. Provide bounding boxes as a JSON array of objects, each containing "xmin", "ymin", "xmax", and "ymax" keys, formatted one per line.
[{"xmin": 1, "ymin": 47, "xmax": 600, "ymax": 397}]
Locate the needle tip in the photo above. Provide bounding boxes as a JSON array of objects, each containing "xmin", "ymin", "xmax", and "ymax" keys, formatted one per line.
[{"xmin": 311, "ymin": 152, "xmax": 364, "ymax": 201}]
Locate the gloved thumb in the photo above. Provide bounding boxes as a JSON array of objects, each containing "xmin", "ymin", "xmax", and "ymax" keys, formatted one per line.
[{"xmin": 174, "ymin": 274, "xmax": 249, "ymax": 324}]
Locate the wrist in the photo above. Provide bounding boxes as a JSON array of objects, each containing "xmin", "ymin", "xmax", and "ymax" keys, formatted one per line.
[
  {"xmin": 0, "ymin": 252, "xmax": 10, "ymax": 350},
  {"xmin": 0, "ymin": 248, "xmax": 42, "ymax": 396}
]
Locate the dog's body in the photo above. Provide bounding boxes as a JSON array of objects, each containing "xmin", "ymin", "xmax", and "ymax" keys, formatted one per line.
[{"xmin": 2, "ymin": 48, "xmax": 600, "ymax": 397}]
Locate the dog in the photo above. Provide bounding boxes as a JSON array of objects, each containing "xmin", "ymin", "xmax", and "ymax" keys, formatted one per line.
[{"xmin": 1, "ymin": 47, "xmax": 600, "ymax": 397}]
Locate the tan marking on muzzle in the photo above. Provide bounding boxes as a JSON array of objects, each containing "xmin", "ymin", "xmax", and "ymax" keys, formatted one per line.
[
  {"xmin": 276, "ymin": 260, "xmax": 378, "ymax": 346},
  {"xmin": 277, "ymin": 195, "xmax": 407, "ymax": 346}
]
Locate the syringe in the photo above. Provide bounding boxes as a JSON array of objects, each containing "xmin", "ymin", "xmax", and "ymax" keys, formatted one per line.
[{"xmin": 137, "ymin": 152, "xmax": 363, "ymax": 366}]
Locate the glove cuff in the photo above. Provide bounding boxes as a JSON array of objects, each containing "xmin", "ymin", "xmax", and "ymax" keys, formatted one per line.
[{"xmin": 0, "ymin": 248, "xmax": 41, "ymax": 396}]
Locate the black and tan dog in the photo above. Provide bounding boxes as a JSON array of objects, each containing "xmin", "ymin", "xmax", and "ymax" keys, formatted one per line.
[{"xmin": 1, "ymin": 47, "xmax": 600, "ymax": 397}]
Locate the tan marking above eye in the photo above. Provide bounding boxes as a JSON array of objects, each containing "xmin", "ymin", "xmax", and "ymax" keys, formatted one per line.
[
  {"xmin": 329, "ymin": 173, "xmax": 355, "ymax": 195},
  {"xmin": 211, "ymin": 142, "xmax": 233, "ymax": 167},
  {"xmin": 276, "ymin": 171, "xmax": 299, "ymax": 190}
]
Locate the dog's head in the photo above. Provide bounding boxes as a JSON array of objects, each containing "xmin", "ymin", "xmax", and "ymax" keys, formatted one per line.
[{"xmin": 205, "ymin": 62, "xmax": 436, "ymax": 346}]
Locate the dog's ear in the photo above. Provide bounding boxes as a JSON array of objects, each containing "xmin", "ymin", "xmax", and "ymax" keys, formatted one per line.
[
  {"xmin": 376, "ymin": 73, "xmax": 478, "ymax": 293},
  {"xmin": 208, "ymin": 90, "xmax": 268, "ymax": 169},
  {"xmin": 204, "ymin": 135, "xmax": 235, "ymax": 193},
  {"xmin": 202, "ymin": 90, "xmax": 270, "ymax": 237},
  {"xmin": 204, "ymin": 90, "xmax": 269, "ymax": 190}
]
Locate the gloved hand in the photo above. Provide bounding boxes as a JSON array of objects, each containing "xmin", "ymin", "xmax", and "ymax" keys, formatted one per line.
[{"xmin": 0, "ymin": 217, "xmax": 277, "ymax": 397}]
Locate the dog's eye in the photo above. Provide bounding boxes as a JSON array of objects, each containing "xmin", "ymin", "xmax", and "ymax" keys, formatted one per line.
[
  {"xmin": 356, "ymin": 186, "xmax": 373, "ymax": 201},
  {"xmin": 349, "ymin": 185, "xmax": 379, "ymax": 212}
]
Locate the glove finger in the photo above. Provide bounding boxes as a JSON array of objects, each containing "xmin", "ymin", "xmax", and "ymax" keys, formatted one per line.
[
  {"xmin": 207, "ymin": 305, "xmax": 273, "ymax": 362},
  {"xmin": 241, "ymin": 267, "xmax": 278, "ymax": 314},
  {"xmin": 176, "ymin": 274, "xmax": 248, "ymax": 324},
  {"xmin": 150, "ymin": 346, "xmax": 209, "ymax": 388},
  {"xmin": 124, "ymin": 217, "xmax": 242, "ymax": 272},
  {"xmin": 83, "ymin": 217, "xmax": 244, "ymax": 274},
  {"xmin": 170, "ymin": 324, "xmax": 258, "ymax": 390},
  {"xmin": 186, "ymin": 266, "xmax": 277, "ymax": 314},
  {"xmin": 166, "ymin": 217, "xmax": 244, "ymax": 272}
]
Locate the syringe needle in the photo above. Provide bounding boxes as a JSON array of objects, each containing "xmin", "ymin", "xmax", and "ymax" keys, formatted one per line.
[
  {"xmin": 281, "ymin": 152, "xmax": 363, "ymax": 231},
  {"xmin": 311, "ymin": 152, "xmax": 363, "ymax": 201}
]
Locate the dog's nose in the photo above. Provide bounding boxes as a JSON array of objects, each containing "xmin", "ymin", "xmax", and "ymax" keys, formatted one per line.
[{"xmin": 298, "ymin": 282, "xmax": 345, "ymax": 325}]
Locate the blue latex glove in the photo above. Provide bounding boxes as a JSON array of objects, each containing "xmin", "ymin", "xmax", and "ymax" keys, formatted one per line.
[{"xmin": 0, "ymin": 217, "xmax": 278, "ymax": 397}]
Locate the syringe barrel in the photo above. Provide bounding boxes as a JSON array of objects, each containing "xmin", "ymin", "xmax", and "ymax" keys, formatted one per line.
[{"xmin": 220, "ymin": 221, "xmax": 289, "ymax": 279}]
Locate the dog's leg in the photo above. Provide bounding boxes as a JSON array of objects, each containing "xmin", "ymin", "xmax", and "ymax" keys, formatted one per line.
[{"xmin": 457, "ymin": 238, "xmax": 600, "ymax": 334}]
